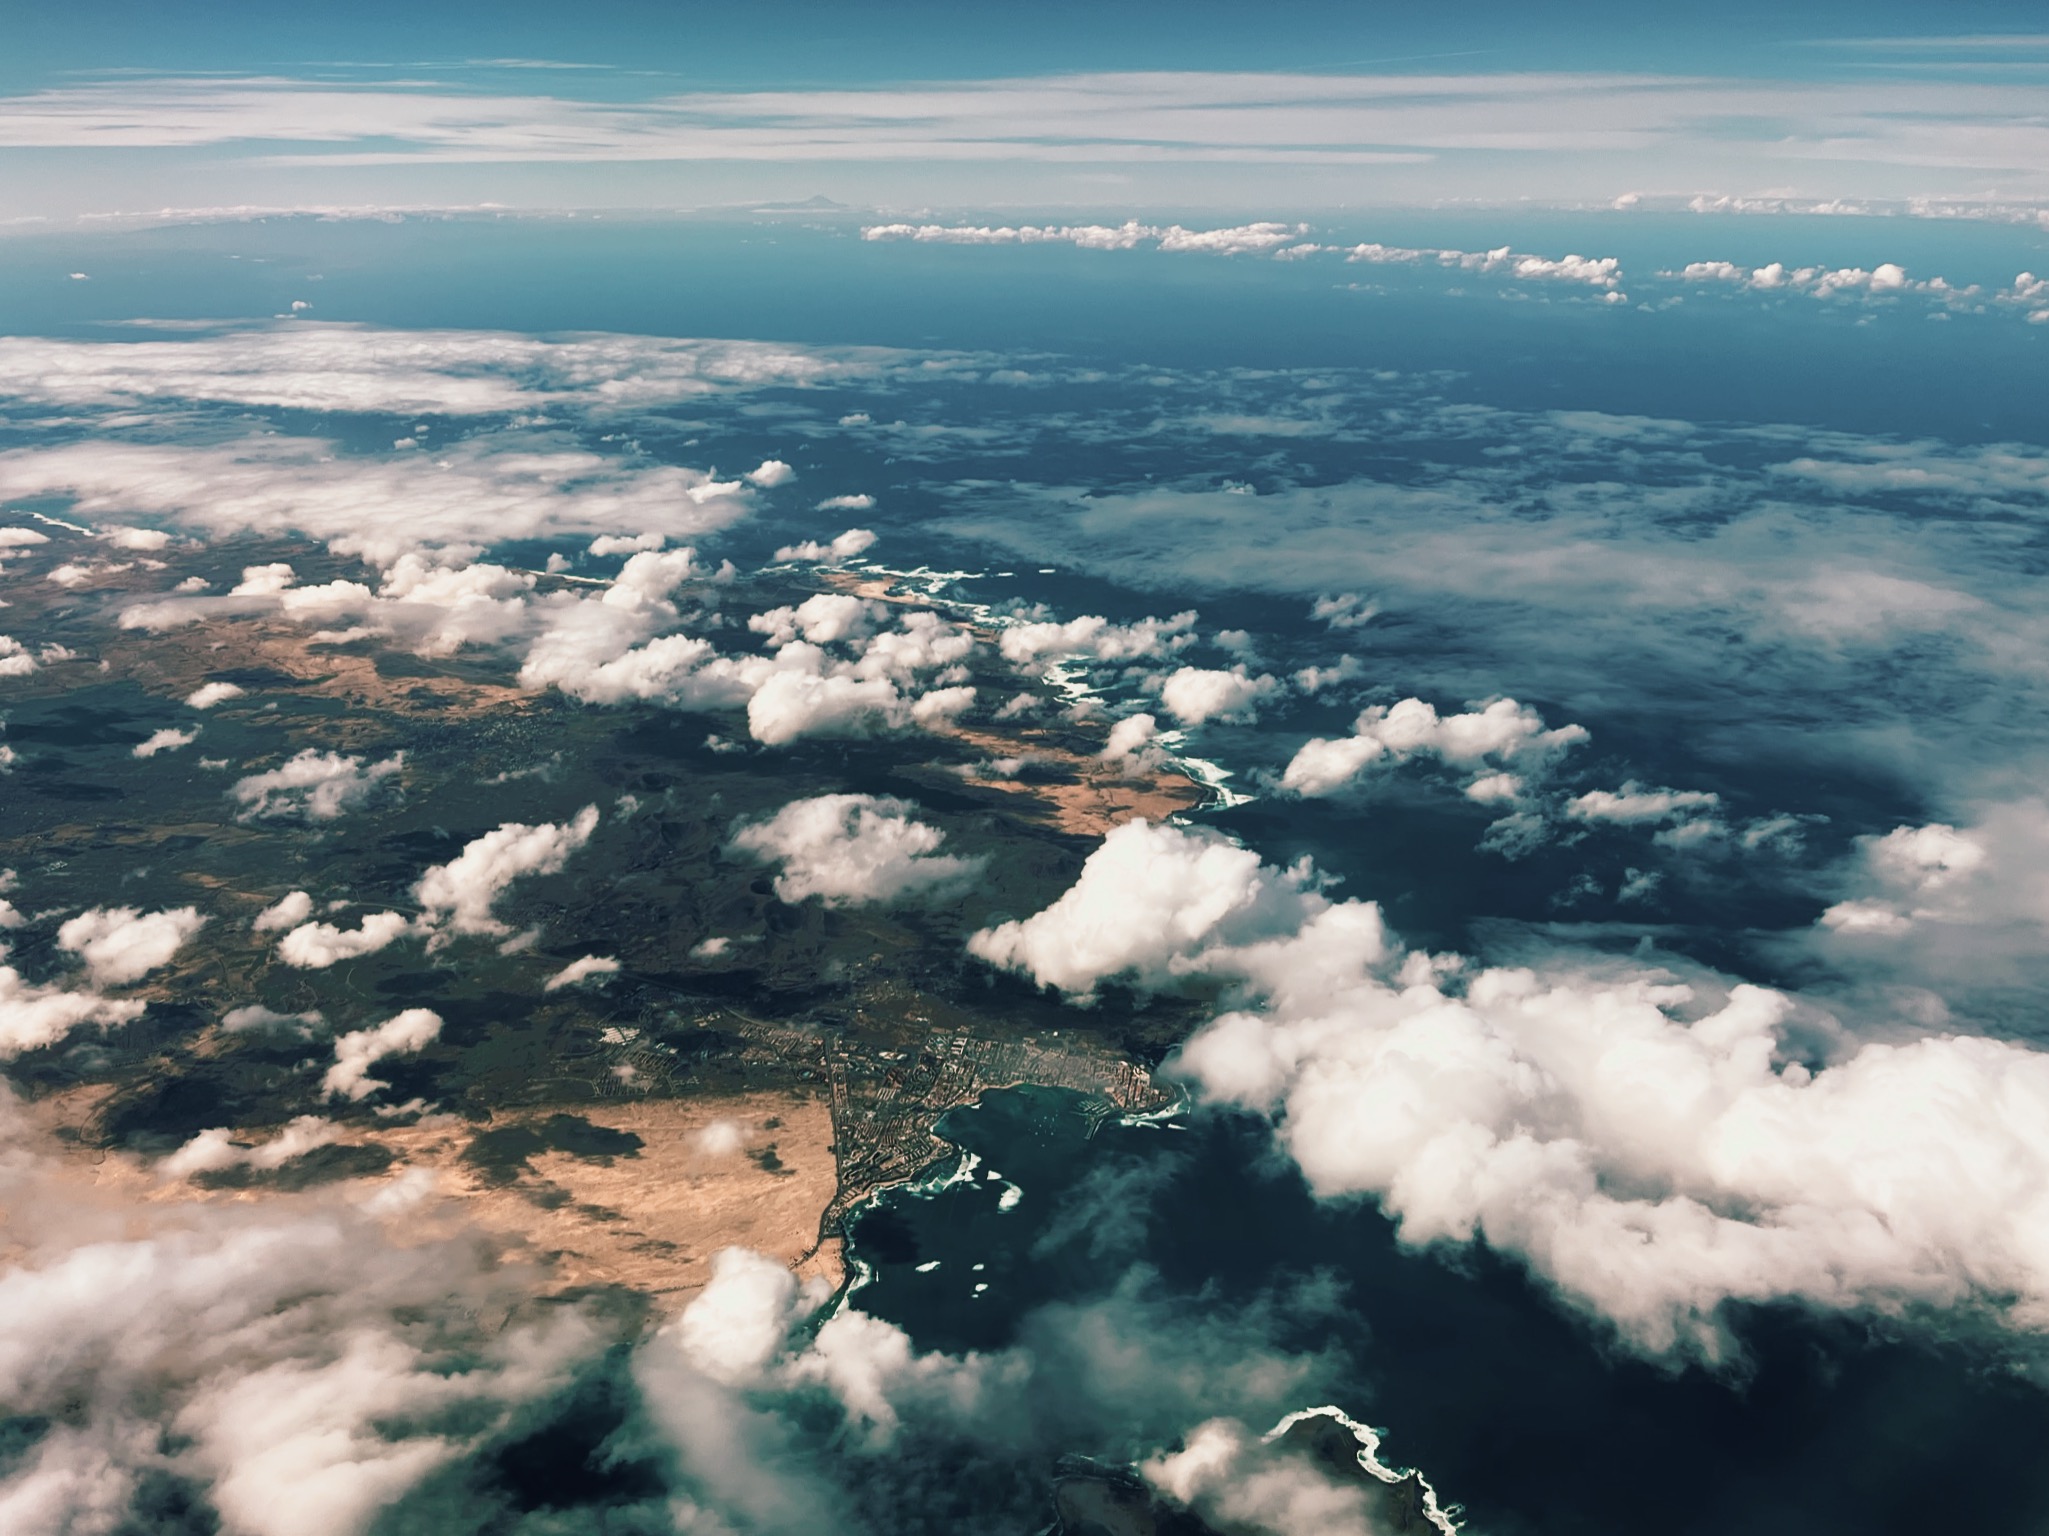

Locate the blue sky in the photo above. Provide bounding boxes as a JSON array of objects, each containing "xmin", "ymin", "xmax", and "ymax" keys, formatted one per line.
[
  {"xmin": 2, "ymin": 4, "xmax": 2047, "ymax": 218},
  {"xmin": 9, "ymin": 0, "xmax": 2049, "ymax": 85}
]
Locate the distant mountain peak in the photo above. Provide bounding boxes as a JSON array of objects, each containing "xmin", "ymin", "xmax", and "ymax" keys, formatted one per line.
[{"xmin": 751, "ymin": 194, "xmax": 849, "ymax": 212}]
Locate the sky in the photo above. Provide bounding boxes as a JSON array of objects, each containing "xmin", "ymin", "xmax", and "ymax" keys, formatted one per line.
[{"xmin": 2, "ymin": 3, "xmax": 2048, "ymax": 218}]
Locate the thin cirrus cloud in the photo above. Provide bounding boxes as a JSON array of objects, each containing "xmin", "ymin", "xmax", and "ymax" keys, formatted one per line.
[
  {"xmin": 0, "ymin": 69, "xmax": 2045, "ymax": 202},
  {"xmin": 1801, "ymin": 33, "xmax": 2049, "ymax": 50}
]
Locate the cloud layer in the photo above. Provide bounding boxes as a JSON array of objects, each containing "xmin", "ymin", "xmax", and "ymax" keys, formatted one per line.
[
  {"xmin": 5, "ymin": 69, "xmax": 2049, "ymax": 209},
  {"xmin": 975, "ymin": 820, "xmax": 2049, "ymax": 1360},
  {"xmin": 0, "ymin": 1088, "xmax": 593, "ymax": 1536}
]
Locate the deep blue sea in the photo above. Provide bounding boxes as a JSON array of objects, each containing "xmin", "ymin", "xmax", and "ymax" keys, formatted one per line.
[
  {"xmin": 1, "ymin": 212, "xmax": 2044, "ymax": 438},
  {"xmin": 850, "ymin": 1086, "xmax": 2049, "ymax": 1536}
]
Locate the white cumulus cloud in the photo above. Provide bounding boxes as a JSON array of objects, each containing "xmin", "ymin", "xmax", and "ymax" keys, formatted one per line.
[
  {"xmin": 252, "ymin": 890, "xmax": 315, "ymax": 932},
  {"xmin": 157, "ymin": 1116, "xmax": 346, "ymax": 1182},
  {"xmin": 0, "ymin": 637, "xmax": 41, "ymax": 678},
  {"xmin": 543, "ymin": 955, "xmax": 620, "ymax": 990},
  {"xmin": 414, "ymin": 806, "xmax": 600, "ymax": 937},
  {"xmin": 970, "ymin": 819, "xmax": 1356, "ymax": 999},
  {"xmin": 729, "ymin": 794, "xmax": 982, "ymax": 906},
  {"xmin": 1000, "ymin": 610, "xmax": 1197, "ymax": 667},
  {"xmin": 1144, "ymin": 1418, "xmax": 1390, "ymax": 1536},
  {"xmin": 0, "ymin": 966, "xmax": 146, "ymax": 1057},
  {"xmin": 1810, "ymin": 811, "xmax": 2049, "ymax": 966},
  {"xmin": 1102, "ymin": 712, "xmax": 1164, "ymax": 767},
  {"xmin": 185, "ymin": 681, "xmax": 247, "ymax": 709},
  {"xmin": 1567, "ymin": 782, "xmax": 1722, "ymax": 825},
  {"xmin": 231, "ymin": 751, "xmax": 404, "ymax": 822},
  {"xmin": 587, "ymin": 531, "xmax": 665, "ymax": 556},
  {"xmin": 275, "ymin": 912, "xmax": 413, "ymax": 969},
  {"xmin": 133, "ymin": 726, "xmax": 199, "ymax": 759},
  {"xmin": 987, "ymin": 820, "xmax": 2049, "ymax": 1362},
  {"xmin": 772, "ymin": 526, "xmax": 877, "ymax": 564},
  {"xmin": 56, "ymin": 905, "xmax": 206, "ymax": 985},
  {"xmin": 517, "ymin": 552, "xmax": 978, "ymax": 749},
  {"xmin": 1158, "ymin": 665, "xmax": 1282, "ymax": 725},
  {"xmin": 322, "ymin": 1008, "xmax": 443, "ymax": 1101},
  {"xmin": 864, "ymin": 221, "xmax": 1306, "ymax": 257},
  {"xmin": 1282, "ymin": 697, "xmax": 1588, "ymax": 797}
]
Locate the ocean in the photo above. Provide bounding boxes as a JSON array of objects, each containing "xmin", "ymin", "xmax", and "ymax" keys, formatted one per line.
[{"xmin": 848, "ymin": 1085, "xmax": 2049, "ymax": 1535}]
